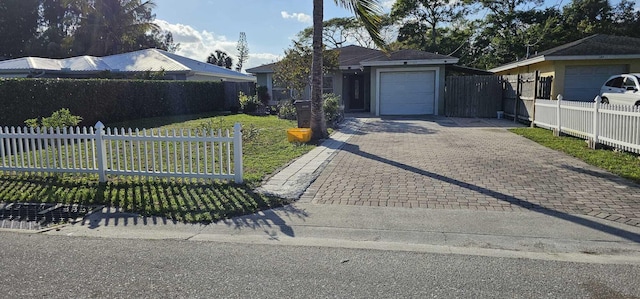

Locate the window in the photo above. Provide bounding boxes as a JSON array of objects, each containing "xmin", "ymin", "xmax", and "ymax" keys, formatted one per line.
[
  {"xmin": 605, "ymin": 77, "xmax": 624, "ymax": 88},
  {"xmin": 623, "ymin": 77, "xmax": 638, "ymax": 91},
  {"xmin": 323, "ymin": 76, "xmax": 333, "ymax": 94},
  {"xmin": 272, "ymin": 78, "xmax": 289, "ymax": 101}
]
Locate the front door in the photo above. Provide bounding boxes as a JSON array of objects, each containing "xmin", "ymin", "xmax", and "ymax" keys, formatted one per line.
[{"xmin": 348, "ymin": 74, "xmax": 365, "ymax": 110}]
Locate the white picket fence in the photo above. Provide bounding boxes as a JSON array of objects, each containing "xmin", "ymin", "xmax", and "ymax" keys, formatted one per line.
[
  {"xmin": 534, "ymin": 96, "xmax": 640, "ymax": 154},
  {"xmin": 0, "ymin": 122, "xmax": 243, "ymax": 183}
]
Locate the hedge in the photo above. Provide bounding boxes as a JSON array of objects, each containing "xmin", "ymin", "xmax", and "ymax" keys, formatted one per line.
[{"xmin": 0, "ymin": 79, "xmax": 226, "ymax": 127}]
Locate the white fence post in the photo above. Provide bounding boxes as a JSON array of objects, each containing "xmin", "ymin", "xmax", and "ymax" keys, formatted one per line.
[
  {"xmin": 233, "ymin": 123, "xmax": 243, "ymax": 184},
  {"xmin": 592, "ymin": 96, "xmax": 600, "ymax": 149},
  {"xmin": 94, "ymin": 121, "xmax": 108, "ymax": 183},
  {"xmin": 555, "ymin": 94, "xmax": 563, "ymax": 136}
]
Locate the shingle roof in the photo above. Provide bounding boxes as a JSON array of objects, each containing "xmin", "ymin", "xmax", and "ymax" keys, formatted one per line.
[
  {"xmin": 362, "ymin": 49, "xmax": 455, "ymax": 62},
  {"xmin": 336, "ymin": 45, "xmax": 384, "ymax": 66},
  {"xmin": 533, "ymin": 34, "xmax": 640, "ymax": 57},
  {"xmin": 246, "ymin": 45, "xmax": 458, "ymax": 74},
  {"xmin": 245, "ymin": 62, "xmax": 277, "ymax": 73},
  {"xmin": 489, "ymin": 34, "xmax": 640, "ymax": 73}
]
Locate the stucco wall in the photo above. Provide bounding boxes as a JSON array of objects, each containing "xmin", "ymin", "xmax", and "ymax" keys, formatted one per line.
[
  {"xmin": 255, "ymin": 73, "xmax": 268, "ymax": 86},
  {"xmin": 494, "ymin": 58, "xmax": 640, "ymax": 100}
]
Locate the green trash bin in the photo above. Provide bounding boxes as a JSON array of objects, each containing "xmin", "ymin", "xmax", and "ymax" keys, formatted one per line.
[{"xmin": 294, "ymin": 100, "xmax": 311, "ymax": 128}]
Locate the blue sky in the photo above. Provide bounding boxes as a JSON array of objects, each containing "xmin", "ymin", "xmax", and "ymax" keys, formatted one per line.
[
  {"xmin": 152, "ymin": 0, "xmax": 635, "ymax": 71},
  {"xmin": 153, "ymin": 0, "xmax": 381, "ymax": 70}
]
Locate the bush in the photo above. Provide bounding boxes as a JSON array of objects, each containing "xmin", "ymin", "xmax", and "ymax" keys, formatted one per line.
[
  {"xmin": 25, "ymin": 108, "xmax": 82, "ymax": 129},
  {"xmin": 0, "ymin": 78, "xmax": 226, "ymax": 126},
  {"xmin": 238, "ymin": 91, "xmax": 261, "ymax": 114},
  {"xmin": 257, "ymin": 85, "xmax": 271, "ymax": 106},
  {"xmin": 277, "ymin": 100, "xmax": 296, "ymax": 120},
  {"xmin": 323, "ymin": 93, "xmax": 342, "ymax": 125}
]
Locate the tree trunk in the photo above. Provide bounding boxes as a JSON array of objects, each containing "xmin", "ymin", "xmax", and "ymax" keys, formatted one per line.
[{"xmin": 310, "ymin": 0, "xmax": 328, "ymax": 140}]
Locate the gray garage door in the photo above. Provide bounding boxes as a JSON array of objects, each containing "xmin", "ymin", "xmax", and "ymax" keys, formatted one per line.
[
  {"xmin": 564, "ymin": 65, "xmax": 627, "ymax": 101},
  {"xmin": 379, "ymin": 71, "xmax": 435, "ymax": 115}
]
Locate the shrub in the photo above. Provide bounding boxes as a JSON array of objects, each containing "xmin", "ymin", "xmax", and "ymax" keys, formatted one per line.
[
  {"xmin": 277, "ymin": 100, "xmax": 296, "ymax": 120},
  {"xmin": 238, "ymin": 91, "xmax": 261, "ymax": 113},
  {"xmin": 0, "ymin": 78, "xmax": 226, "ymax": 126},
  {"xmin": 257, "ymin": 85, "xmax": 271, "ymax": 106},
  {"xmin": 323, "ymin": 93, "xmax": 342, "ymax": 125},
  {"xmin": 25, "ymin": 108, "xmax": 83, "ymax": 129}
]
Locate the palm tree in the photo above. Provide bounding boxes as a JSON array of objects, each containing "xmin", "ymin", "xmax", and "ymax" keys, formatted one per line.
[
  {"xmin": 75, "ymin": 0, "xmax": 160, "ymax": 56},
  {"xmin": 207, "ymin": 50, "xmax": 234, "ymax": 69},
  {"xmin": 310, "ymin": 0, "xmax": 385, "ymax": 140}
]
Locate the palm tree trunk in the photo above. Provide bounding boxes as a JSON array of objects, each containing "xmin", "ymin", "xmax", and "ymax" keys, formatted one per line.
[{"xmin": 310, "ymin": 0, "xmax": 328, "ymax": 140}]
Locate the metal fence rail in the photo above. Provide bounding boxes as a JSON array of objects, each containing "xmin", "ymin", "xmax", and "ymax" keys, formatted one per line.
[{"xmin": 0, "ymin": 122, "xmax": 243, "ymax": 183}]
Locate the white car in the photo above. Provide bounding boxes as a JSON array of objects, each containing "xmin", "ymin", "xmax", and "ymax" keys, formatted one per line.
[{"xmin": 600, "ymin": 74, "xmax": 640, "ymax": 106}]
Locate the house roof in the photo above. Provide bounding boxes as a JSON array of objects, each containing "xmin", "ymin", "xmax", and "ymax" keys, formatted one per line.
[
  {"xmin": 246, "ymin": 45, "xmax": 459, "ymax": 74},
  {"xmin": 490, "ymin": 34, "xmax": 640, "ymax": 73},
  {"xmin": 245, "ymin": 62, "xmax": 277, "ymax": 74},
  {"xmin": 0, "ymin": 49, "xmax": 256, "ymax": 82},
  {"xmin": 336, "ymin": 45, "xmax": 385, "ymax": 66}
]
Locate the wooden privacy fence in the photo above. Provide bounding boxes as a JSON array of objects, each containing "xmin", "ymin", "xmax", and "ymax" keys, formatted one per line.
[
  {"xmin": 445, "ymin": 72, "xmax": 552, "ymax": 119},
  {"xmin": 445, "ymin": 76, "xmax": 502, "ymax": 117},
  {"xmin": 503, "ymin": 72, "xmax": 552, "ymax": 122},
  {"xmin": 0, "ymin": 122, "xmax": 243, "ymax": 183},
  {"xmin": 534, "ymin": 96, "xmax": 640, "ymax": 154}
]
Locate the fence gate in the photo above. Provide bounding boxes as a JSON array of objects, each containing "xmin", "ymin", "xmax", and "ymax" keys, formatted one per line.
[
  {"xmin": 445, "ymin": 76, "xmax": 502, "ymax": 118},
  {"xmin": 503, "ymin": 71, "xmax": 553, "ymax": 123},
  {"xmin": 444, "ymin": 72, "xmax": 552, "ymax": 120}
]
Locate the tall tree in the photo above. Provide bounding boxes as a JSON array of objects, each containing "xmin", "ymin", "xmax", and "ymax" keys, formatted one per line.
[
  {"xmin": 72, "ymin": 0, "xmax": 160, "ymax": 56},
  {"xmin": 310, "ymin": 0, "xmax": 385, "ymax": 140},
  {"xmin": 297, "ymin": 15, "xmax": 396, "ymax": 49},
  {"xmin": 0, "ymin": 0, "xmax": 40, "ymax": 59},
  {"xmin": 33, "ymin": 0, "xmax": 88, "ymax": 57},
  {"xmin": 207, "ymin": 50, "xmax": 233, "ymax": 69},
  {"xmin": 235, "ymin": 32, "xmax": 249, "ymax": 72},
  {"xmin": 609, "ymin": 0, "xmax": 640, "ymax": 38},
  {"xmin": 273, "ymin": 41, "xmax": 338, "ymax": 101},
  {"xmin": 390, "ymin": 0, "xmax": 468, "ymax": 52},
  {"xmin": 470, "ymin": 0, "xmax": 549, "ymax": 68}
]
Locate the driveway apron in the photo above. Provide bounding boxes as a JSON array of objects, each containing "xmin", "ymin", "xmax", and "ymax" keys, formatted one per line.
[{"xmin": 301, "ymin": 117, "xmax": 640, "ymax": 227}]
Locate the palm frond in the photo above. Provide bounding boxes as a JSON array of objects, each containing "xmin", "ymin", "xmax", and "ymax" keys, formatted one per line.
[{"xmin": 333, "ymin": 0, "xmax": 387, "ymax": 51}]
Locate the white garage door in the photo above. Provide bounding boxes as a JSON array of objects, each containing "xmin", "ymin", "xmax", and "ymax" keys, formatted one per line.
[
  {"xmin": 379, "ymin": 71, "xmax": 435, "ymax": 115},
  {"xmin": 564, "ymin": 65, "xmax": 627, "ymax": 101}
]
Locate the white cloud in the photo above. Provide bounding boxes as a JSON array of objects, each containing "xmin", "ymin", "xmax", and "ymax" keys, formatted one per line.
[
  {"xmin": 281, "ymin": 11, "xmax": 312, "ymax": 23},
  {"xmin": 155, "ymin": 19, "xmax": 280, "ymax": 71},
  {"xmin": 381, "ymin": 0, "xmax": 395, "ymax": 10}
]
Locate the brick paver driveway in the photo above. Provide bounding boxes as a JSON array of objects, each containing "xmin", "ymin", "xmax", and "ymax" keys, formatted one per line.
[{"xmin": 302, "ymin": 117, "xmax": 640, "ymax": 227}]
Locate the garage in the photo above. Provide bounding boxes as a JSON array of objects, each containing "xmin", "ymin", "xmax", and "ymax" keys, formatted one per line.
[
  {"xmin": 379, "ymin": 71, "xmax": 436, "ymax": 115},
  {"xmin": 564, "ymin": 65, "xmax": 627, "ymax": 101}
]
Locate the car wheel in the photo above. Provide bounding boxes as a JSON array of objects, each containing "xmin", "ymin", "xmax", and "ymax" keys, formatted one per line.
[{"xmin": 601, "ymin": 97, "xmax": 609, "ymax": 104}]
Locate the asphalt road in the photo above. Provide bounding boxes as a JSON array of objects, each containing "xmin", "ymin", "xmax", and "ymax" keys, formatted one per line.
[{"xmin": 1, "ymin": 232, "xmax": 639, "ymax": 299}]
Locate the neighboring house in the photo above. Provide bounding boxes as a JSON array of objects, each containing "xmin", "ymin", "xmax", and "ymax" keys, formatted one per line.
[
  {"xmin": 490, "ymin": 34, "xmax": 640, "ymax": 101},
  {"xmin": 0, "ymin": 48, "xmax": 256, "ymax": 83},
  {"xmin": 246, "ymin": 45, "xmax": 459, "ymax": 116}
]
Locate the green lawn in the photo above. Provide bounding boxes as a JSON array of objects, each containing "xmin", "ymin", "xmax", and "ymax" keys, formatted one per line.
[
  {"xmin": 0, "ymin": 113, "xmax": 316, "ymax": 223},
  {"xmin": 510, "ymin": 127, "xmax": 640, "ymax": 184}
]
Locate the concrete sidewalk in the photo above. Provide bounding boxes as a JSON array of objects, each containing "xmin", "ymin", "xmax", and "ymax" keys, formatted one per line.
[
  {"xmin": 42, "ymin": 116, "xmax": 640, "ymax": 264},
  {"xmin": 47, "ymin": 202, "xmax": 640, "ymax": 264}
]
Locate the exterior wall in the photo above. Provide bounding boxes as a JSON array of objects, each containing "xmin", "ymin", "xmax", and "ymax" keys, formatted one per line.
[
  {"xmin": 369, "ymin": 64, "xmax": 447, "ymax": 115},
  {"xmin": 369, "ymin": 70, "xmax": 377, "ymax": 114},
  {"xmin": 494, "ymin": 58, "xmax": 640, "ymax": 100},
  {"xmin": 256, "ymin": 73, "xmax": 268, "ymax": 86},
  {"xmin": 256, "ymin": 71, "xmax": 341, "ymax": 103},
  {"xmin": 185, "ymin": 74, "xmax": 219, "ymax": 81},
  {"xmin": 332, "ymin": 70, "xmax": 343, "ymax": 98}
]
